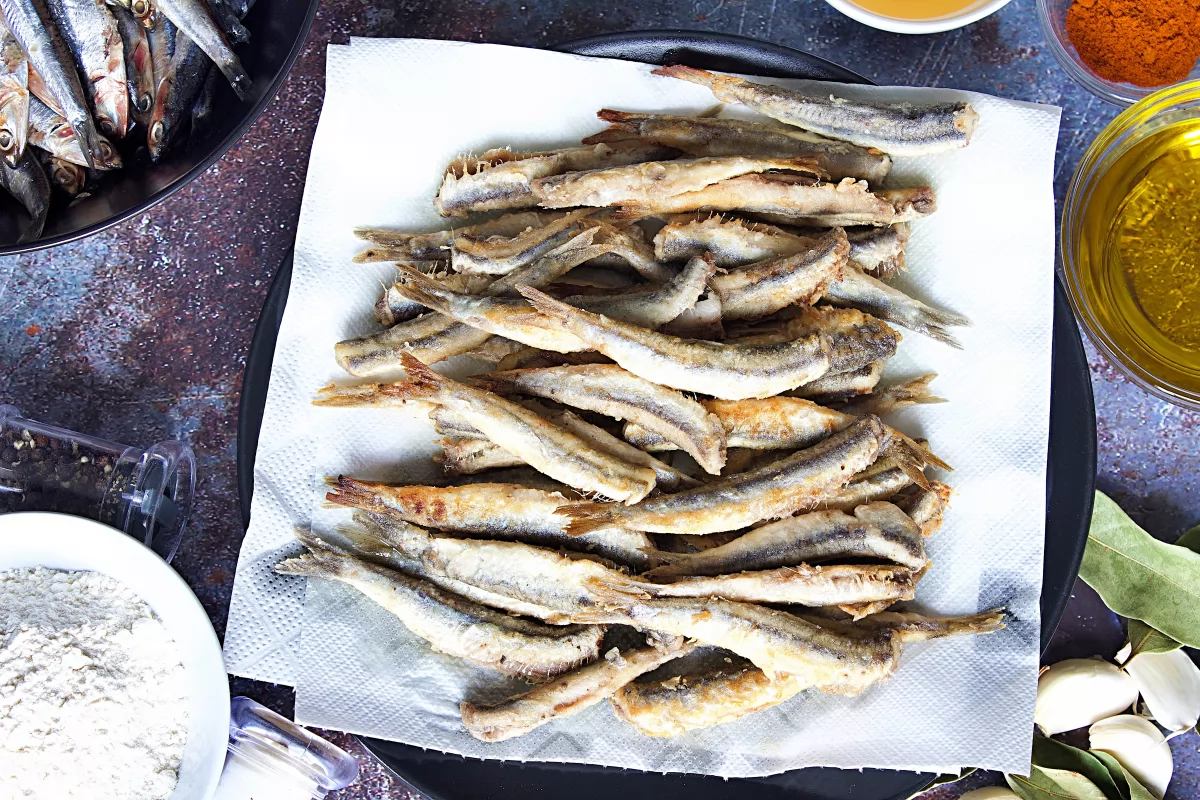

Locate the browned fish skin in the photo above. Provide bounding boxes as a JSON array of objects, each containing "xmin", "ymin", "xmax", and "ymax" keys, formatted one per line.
[
  {"xmin": 612, "ymin": 663, "xmax": 810, "ymax": 737},
  {"xmin": 709, "ymin": 227, "xmax": 848, "ymax": 321},
  {"xmin": 637, "ymin": 562, "xmax": 916, "ymax": 607},
  {"xmin": 461, "ymin": 638, "xmax": 695, "ymax": 741},
  {"xmin": 788, "ymin": 361, "xmax": 884, "ymax": 402},
  {"xmin": 559, "ymin": 416, "xmax": 892, "ymax": 536},
  {"xmin": 584, "ymin": 109, "xmax": 892, "ymax": 183}
]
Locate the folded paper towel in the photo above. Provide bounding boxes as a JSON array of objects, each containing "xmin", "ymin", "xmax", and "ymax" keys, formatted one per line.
[{"xmin": 224, "ymin": 37, "xmax": 1061, "ymax": 777}]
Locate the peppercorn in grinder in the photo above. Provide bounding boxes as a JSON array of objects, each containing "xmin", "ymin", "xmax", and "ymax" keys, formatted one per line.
[{"xmin": 0, "ymin": 405, "xmax": 195, "ymax": 562}]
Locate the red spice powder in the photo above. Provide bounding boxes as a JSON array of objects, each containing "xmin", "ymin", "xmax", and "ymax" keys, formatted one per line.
[{"xmin": 1066, "ymin": 0, "xmax": 1200, "ymax": 88}]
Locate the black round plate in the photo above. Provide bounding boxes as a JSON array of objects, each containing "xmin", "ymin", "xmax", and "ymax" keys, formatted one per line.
[
  {"xmin": 0, "ymin": 0, "xmax": 319, "ymax": 253},
  {"xmin": 236, "ymin": 30, "xmax": 1097, "ymax": 800}
]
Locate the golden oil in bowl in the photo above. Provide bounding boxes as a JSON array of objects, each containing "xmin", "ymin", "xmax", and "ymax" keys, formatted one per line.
[{"xmin": 1063, "ymin": 80, "xmax": 1200, "ymax": 408}]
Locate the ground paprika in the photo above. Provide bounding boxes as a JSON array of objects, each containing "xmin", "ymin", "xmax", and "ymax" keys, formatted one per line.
[{"xmin": 1066, "ymin": 0, "xmax": 1200, "ymax": 88}]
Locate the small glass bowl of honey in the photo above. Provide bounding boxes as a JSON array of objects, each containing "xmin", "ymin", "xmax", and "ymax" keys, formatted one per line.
[{"xmin": 1062, "ymin": 79, "xmax": 1200, "ymax": 408}]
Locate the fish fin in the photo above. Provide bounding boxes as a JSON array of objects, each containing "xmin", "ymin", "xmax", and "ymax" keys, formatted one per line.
[
  {"xmin": 890, "ymin": 430, "xmax": 951, "ymax": 473},
  {"xmin": 844, "ymin": 374, "xmax": 946, "ymax": 415},
  {"xmin": 555, "ymin": 502, "xmax": 618, "ymax": 537},
  {"xmin": 276, "ymin": 529, "xmax": 349, "ymax": 577},
  {"xmin": 651, "ymin": 65, "xmax": 717, "ymax": 87},
  {"xmin": 324, "ymin": 475, "xmax": 389, "ymax": 512},
  {"xmin": 612, "ymin": 205, "xmax": 654, "ymax": 221},
  {"xmin": 517, "ymin": 285, "xmax": 576, "ymax": 324},
  {"xmin": 312, "ymin": 376, "xmax": 437, "ymax": 407}
]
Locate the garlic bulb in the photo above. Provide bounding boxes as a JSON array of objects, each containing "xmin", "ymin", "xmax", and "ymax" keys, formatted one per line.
[
  {"xmin": 1089, "ymin": 714, "xmax": 1173, "ymax": 799},
  {"xmin": 1123, "ymin": 649, "xmax": 1200, "ymax": 733},
  {"xmin": 960, "ymin": 788, "xmax": 1021, "ymax": 800},
  {"xmin": 1034, "ymin": 659, "xmax": 1138, "ymax": 735}
]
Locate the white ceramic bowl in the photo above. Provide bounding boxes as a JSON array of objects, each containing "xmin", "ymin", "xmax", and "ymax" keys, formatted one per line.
[
  {"xmin": 0, "ymin": 513, "xmax": 229, "ymax": 800},
  {"xmin": 824, "ymin": 0, "xmax": 1013, "ymax": 34}
]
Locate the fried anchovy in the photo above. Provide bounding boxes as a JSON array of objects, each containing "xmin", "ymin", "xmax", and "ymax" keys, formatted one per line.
[
  {"xmin": 276, "ymin": 533, "xmax": 605, "ymax": 680},
  {"xmin": 729, "ymin": 305, "xmax": 899, "ymax": 379},
  {"xmin": 655, "ymin": 213, "xmax": 908, "ymax": 279},
  {"xmin": 584, "ymin": 109, "xmax": 892, "ymax": 183},
  {"xmin": 472, "ymin": 364, "xmax": 727, "ymax": 475},
  {"xmin": 653, "ymin": 66, "xmax": 978, "ymax": 157},
  {"xmin": 619, "ymin": 174, "xmax": 935, "ymax": 227},
  {"xmin": 462, "ymin": 637, "xmax": 695, "ymax": 741},
  {"xmin": 374, "ymin": 271, "xmax": 492, "ymax": 327},
  {"xmin": 565, "ymin": 252, "xmax": 715, "ymax": 330},
  {"xmin": 613, "ymin": 609, "xmax": 1003, "ymax": 735},
  {"xmin": 709, "ymin": 227, "xmax": 847, "ymax": 321},
  {"xmin": 659, "ymin": 296, "xmax": 724, "ymax": 340},
  {"xmin": 788, "ymin": 361, "xmax": 883, "ymax": 402},
  {"xmin": 337, "ymin": 231, "xmax": 610, "ymax": 376},
  {"xmin": 623, "ymin": 375, "xmax": 942, "ymax": 454},
  {"xmin": 824, "ymin": 265, "xmax": 970, "ymax": 348},
  {"xmin": 0, "ymin": 19, "xmax": 29, "ymax": 166},
  {"xmin": 432, "ymin": 403, "xmax": 699, "ymax": 496},
  {"xmin": 612, "ymin": 659, "xmax": 811, "ymax": 737},
  {"xmin": 894, "ymin": 480, "xmax": 953, "ymax": 537},
  {"xmin": 587, "ymin": 221, "xmax": 674, "ymax": 282},
  {"xmin": 820, "ymin": 463, "xmax": 916, "ymax": 512},
  {"xmin": 450, "ymin": 209, "xmax": 596, "ymax": 275},
  {"xmin": 559, "ymin": 416, "xmax": 892, "ymax": 535},
  {"xmin": 354, "ymin": 210, "xmax": 567, "ymax": 262},
  {"xmin": 435, "ymin": 142, "xmax": 674, "ymax": 217},
  {"xmin": 645, "ymin": 502, "xmax": 928, "ymax": 579},
  {"xmin": 630, "ymin": 562, "xmax": 916, "ymax": 607},
  {"xmin": 316, "ymin": 355, "xmax": 658, "ymax": 504},
  {"xmin": 531, "ymin": 155, "xmax": 822, "ymax": 209},
  {"xmin": 495, "ymin": 347, "xmax": 612, "ymax": 372},
  {"xmin": 519, "ymin": 287, "xmax": 833, "ymax": 400},
  {"xmin": 326, "ymin": 477, "xmax": 655, "ymax": 570}
]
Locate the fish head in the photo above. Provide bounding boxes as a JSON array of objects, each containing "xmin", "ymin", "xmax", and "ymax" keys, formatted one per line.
[
  {"xmin": 147, "ymin": 77, "xmax": 175, "ymax": 162},
  {"xmin": 0, "ymin": 78, "xmax": 28, "ymax": 168},
  {"xmin": 132, "ymin": 0, "xmax": 158, "ymax": 28},
  {"xmin": 93, "ymin": 137, "xmax": 122, "ymax": 171},
  {"xmin": 49, "ymin": 159, "xmax": 85, "ymax": 196}
]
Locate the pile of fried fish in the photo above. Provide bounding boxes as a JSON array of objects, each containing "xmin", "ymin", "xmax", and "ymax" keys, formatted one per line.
[
  {"xmin": 278, "ymin": 67, "xmax": 1006, "ymax": 743},
  {"xmin": 0, "ymin": 0, "xmax": 256, "ymax": 240}
]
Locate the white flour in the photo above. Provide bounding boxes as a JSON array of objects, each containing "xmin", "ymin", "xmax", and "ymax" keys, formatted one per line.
[{"xmin": 0, "ymin": 567, "xmax": 190, "ymax": 799}]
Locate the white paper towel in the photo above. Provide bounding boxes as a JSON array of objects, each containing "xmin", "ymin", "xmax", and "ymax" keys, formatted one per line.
[{"xmin": 223, "ymin": 37, "xmax": 1062, "ymax": 777}]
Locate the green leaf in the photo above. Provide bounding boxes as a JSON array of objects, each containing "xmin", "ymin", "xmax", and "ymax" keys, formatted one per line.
[
  {"xmin": 1175, "ymin": 524, "xmax": 1200, "ymax": 553},
  {"xmin": 1032, "ymin": 738, "xmax": 1125, "ymax": 800},
  {"xmin": 1125, "ymin": 619, "xmax": 1182, "ymax": 657},
  {"xmin": 1040, "ymin": 769, "xmax": 1113, "ymax": 800},
  {"xmin": 1007, "ymin": 767, "xmax": 1090, "ymax": 800},
  {"xmin": 903, "ymin": 767, "xmax": 976, "ymax": 799},
  {"xmin": 1080, "ymin": 493, "xmax": 1200, "ymax": 648},
  {"xmin": 1090, "ymin": 752, "xmax": 1131, "ymax": 800},
  {"xmin": 1089, "ymin": 751, "xmax": 1158, "ymax": 800}
]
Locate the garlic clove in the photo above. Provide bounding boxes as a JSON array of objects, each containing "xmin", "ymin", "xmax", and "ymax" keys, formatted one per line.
[
  {"xmin": 959, "ymin": 789, "xmax": 1021, "ymax": 800},
  {"xmin": 1089, "ymin": 714, "xmax": 1173, "ymax": 799},
  {"xmin": 1123, "ymin": 649, "xmax": 1200, "ymax": 733},
  {"xmin": 1034, "ymin": 658, "xmax": 1139, "ymax": 735}
]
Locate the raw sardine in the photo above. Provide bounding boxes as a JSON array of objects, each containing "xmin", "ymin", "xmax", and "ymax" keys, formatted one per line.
[
  {"xmin": 0, "ymin": 19, "xmax": 29, "ymax": 165},
  {"xmin": 0, "ymin": 148, "xmax": 49, "ymax": 240},
  {"xmin": 113, "ymin": 4, "xmax": 152, "ymax": 123},
  {"xmin": 153, "ymin": 0, "xmax": 251, "ymax": 99},
  {"xmin": 45, "ymin": 0, "xmax": 128, "ymax": 138}
]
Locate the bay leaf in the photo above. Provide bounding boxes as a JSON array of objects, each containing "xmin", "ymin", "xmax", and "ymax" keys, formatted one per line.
[
  {"xmin": 1032, "ymin": 737, "xmax": 1124, "ymax": 800},
  {"xmin": 1175, "ymin": 525, "xmax": 1200, "ymax": 553},
  {"xmin": 1089, "ymin": 751, "xmax": 1158, "ymax": 800},
  {"xmin": 1040, "ymin": 768, "xmax": 1114, "ymax": 800},
  {"xmin": 1089, "ymin": 751, "xmax": 1130, "ymax": 799},
  {"xmin": 1007, "ymin": 767, "xmax": 1088, "ymax": 800},
  {"xmin": 903, "ymin": 767, "xmax": 976, "ymax": 799},
  {"xmin": 1125, "ymin": 619, "xmax": 1181, "ymax": 657},
  {"xmin": 1080, "ymin": 493, "xmax": 1200, "ymax": 648}
]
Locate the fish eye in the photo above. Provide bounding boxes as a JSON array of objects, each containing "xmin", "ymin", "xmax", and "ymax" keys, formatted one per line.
[
  {"xmin": 0, "ymin": 131, "xmax": 12, "ymax": 151},
  {"xmin": 149, "ymin": 121, "xmax": 164, "ymax": 146},
  {"xmin": 138, "ymin": 94, "xmax": 153, "ymax": 113},
  {"xmin": 99, "ymin": 119, "xmax": 116, "ymax": 136}
]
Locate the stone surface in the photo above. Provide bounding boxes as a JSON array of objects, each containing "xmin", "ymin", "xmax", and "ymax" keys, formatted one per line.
[{"xmin": 0, "ymin": 0, "xmax": 1196, "ymax": 797}]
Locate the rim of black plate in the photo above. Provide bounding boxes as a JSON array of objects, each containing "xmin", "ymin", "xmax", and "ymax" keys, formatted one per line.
[{"xmin": 0, "ymin": 1, "xmax": 320, "ymax": 257}]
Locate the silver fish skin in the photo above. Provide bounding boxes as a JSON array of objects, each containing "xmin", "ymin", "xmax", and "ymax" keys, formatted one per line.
[
  {"xmin": 788, "ymin": 361, "xmax": 883, "ymax": 402},
  {"xmin": 355, "ymin": 211, "xmax": 568, "ymax": 262},
  {"xmin": 473, "ymin": 364, "xmax": 727, "ymax": 476},
  {"xmin": 449, "ymin": 209, "xmax": 595, "ymax": 275},
  {"xmin": 0, "ymin": 0, "xmax": 103, "ymax": 167},
  {"xmin": 276, "ymin": 533, "xmax": 606, "ymax": 681},
  {"xmin": 634, "ymin": 562, "xmax": 916, "ymax": 607},
  {"xmin": 653, "ymin": 65, "xmax": 979, "ymax": 157},
  {"xmin": 45, "ymin": 0, "xmax": 128, "ymax": 138},
  {"xmin": 0, "ymin": 148, "xmax": 49, "ymax": 241},
  {"xmin": 565, "ymin": 252, "xmax": 715, "ymax": 330},
  {"xmin": 331, "ymin": 475, "xmax": 659, "ymax": 572},
  {"xmin": 709, "ymin": 227, "xmax": 848, "ymax": 321},
  {"xmin": 583, "ymin": 109, "xmax": 892, "ymax": 184},
  {"xmin": 645, "ymin": 502, "xmax": 928, "ymax": 579},
  {"xmin": 153, "ymin": 0, "xmax": 251, "ymax": 99},
  {"xmin": 823, "ymin": 264, "xmax": 970, "ymax": 349},
  {"xmin": 27, "ymin": 94, "xmax": 121, "ymax": 169},
  {"xmin": 113, "ymin": 4, "xmax": 152, "ymax": 123},
  {"xmin": 0, "ymin": 19, "xmax": 28, "ymax": 165},
  {"xmin": 462, "ymin": 637, "xmax": 695, "ymax": 742},
  {"xmin": 560, "ymin": 416, "xmax": 891, "ymax": 536},
  {"xmin": 520, "ymin": 287, "xmax": 834, "ymax": 401},
  {"xmin": 147, "ymin": 21, "xmax": 209, "ymax": 160}
]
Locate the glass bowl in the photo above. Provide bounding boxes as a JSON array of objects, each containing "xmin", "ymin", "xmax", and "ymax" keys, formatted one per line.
[
  {"xmin": 1061, "ymin": 80, "xmax": 1200, "ymax": 408},
  {"xmin": 824, "ymin": 0, "xmax": 1013, "ymax": 34},
  {"xmin": 1037, "ymin": 0, "xmax": 1200, "ymax": 106}
]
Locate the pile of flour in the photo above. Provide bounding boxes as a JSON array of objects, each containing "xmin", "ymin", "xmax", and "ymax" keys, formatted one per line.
[{"xmin": 0, "ymin": 567, "xmax": 190, "ymax": 799}]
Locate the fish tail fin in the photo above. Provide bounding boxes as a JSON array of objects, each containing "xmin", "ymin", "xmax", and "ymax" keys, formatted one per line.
[
  {"xmin": 892, "ymin": 430, "xmax": 951, "ymax": 473},
  {"xmin": 216, "ymin": 54, "xmax": 254, "ymax": 102},
  {"xmin": 324, "ymin": 474, "xmax": 388, "ymax": 512},
  {"xmin": 556, "ymin": 502, "xmax": 618, "ymax": 537},
  {"xmin": 881, "ymin": 437, "xmax": 932, "ymax": 491},
  {"xmin": 612, "ymin": 205, "xmax": 653, "ymax": 221},
  {"xmin": 860, "ymin": 374, "xmax": 947, "ymax": 414},
  {"xmin": 581, "ymin": 111, "xmax": 638, "ymax": 145},
  {"xmin": 887, "ymin": 608, "xmax": 1007, "ymax": 642},
  {"xmin": 651, "ymin": 65, "xmax": 717, "ymax": 87},
  {"xmin": 276, "ymin": 529, "xmax": 350, "ymax": 578}
]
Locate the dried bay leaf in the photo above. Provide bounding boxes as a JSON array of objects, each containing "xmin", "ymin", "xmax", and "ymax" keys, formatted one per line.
[
  {"xmin": 1080, "ymin": 493, "xmax": 1200, "ymax": 649},
  {"xmin": 1007, "ymin": 767, "xmax": 1094, "ymax": 800},
  {"xmin": 1090, "ymin": 750, "xmax": 1158, "ymax": 800},
  {"xmin": 1031, "ymin": 738, "xmax": 1124, "ymax": 800}
]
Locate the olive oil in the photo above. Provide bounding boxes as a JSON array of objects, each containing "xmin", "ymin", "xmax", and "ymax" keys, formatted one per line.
[
  {"xmin": 1079, "ymin": 120, "xmax": 1200, "ymax": 396},
  {"xmin": 846, "ymin": 0, "xmax": 983, "ymax": 20}
]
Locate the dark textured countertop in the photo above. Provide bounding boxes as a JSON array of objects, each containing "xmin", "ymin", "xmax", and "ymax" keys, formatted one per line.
[{"xmin": 1, "ymin": 0, "xmax": 1197, "ymax": 797}]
